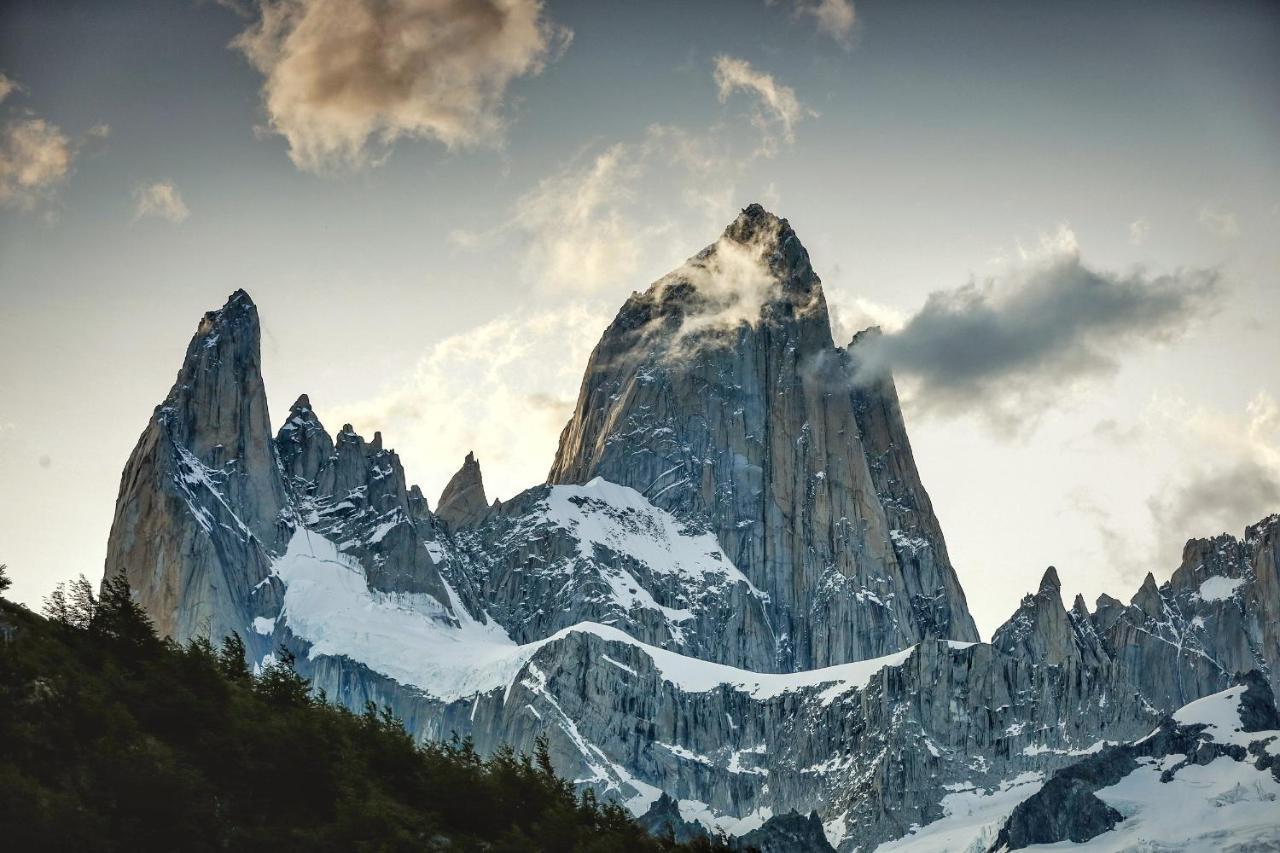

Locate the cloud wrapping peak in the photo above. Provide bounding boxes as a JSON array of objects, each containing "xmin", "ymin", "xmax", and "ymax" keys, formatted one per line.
[
  {"xmin": 133, "ymin": 181, "xmax": 190, "ymax": 223},
  {"xmin": 232, "ymin": 0, "xmax": 571, "ymax": 172},
  {"xmin": 852, "ymin": 233, "xmax": 1221, "ymax": 434},
  {"xmin": 714, "ymin": 55, "xmax": 813, "ymax": 155}
]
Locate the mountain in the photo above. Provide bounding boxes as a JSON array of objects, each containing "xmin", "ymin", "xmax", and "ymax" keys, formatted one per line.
[
  {"xmin": 102, "ymin": 206, "xmax": 1280, "ymax": 851},
  {"xmin": 548, "ymin": 204, "xmax": 978, "ymax": 669}
]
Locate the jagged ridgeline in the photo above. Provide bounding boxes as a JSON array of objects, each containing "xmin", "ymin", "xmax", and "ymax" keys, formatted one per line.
[{"xmin": 103, "ymin": 205, "xmax": 1280, "ymax": 852}]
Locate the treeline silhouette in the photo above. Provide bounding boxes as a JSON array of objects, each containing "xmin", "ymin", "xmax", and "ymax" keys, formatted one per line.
[{"xmin": 0, "ymin": 567, "xmax": 735, "ymax": 852}]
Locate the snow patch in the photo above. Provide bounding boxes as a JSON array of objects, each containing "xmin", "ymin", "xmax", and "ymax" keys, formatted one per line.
[{"xmin": 1196, "ymin": 574, "xmax": 1245, "ymax": 602}]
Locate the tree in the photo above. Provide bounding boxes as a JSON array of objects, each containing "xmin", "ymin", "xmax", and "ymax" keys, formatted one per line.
[
  {"xmin": 255, "ymin": 646, "xmax": 312, "ymax": 707},
  {"xmin": 0, "ymin": 564, "xmax": 11, "ymax": 595},
  {"xmin": 218, "ymin": 632, "xmax": 248, "ymax": 681},
  {"xmin": 94, "ymin": 574, "xmax": 157, "ymax": 650}
]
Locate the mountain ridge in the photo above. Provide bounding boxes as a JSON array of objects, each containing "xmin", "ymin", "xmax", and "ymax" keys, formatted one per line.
[{"xmin": 100, "ymin": 205, "xmax": 1280, "ymax": 852}]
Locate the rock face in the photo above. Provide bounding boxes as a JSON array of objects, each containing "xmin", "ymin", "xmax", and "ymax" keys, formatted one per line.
[
  {"xmin": 547, "ymin": 205, "xmax": 978, "ymax": 669},
  {"xmin": 992, "ymin": 567, "xmax": 1109, "ymax": 668},
  {"xmin": 1092, "ymin": 519, "xmax": 1280, "ymax": 705},
  {"xmin": 436, "ymin": 452, "xmax": 490, "ymax": 530},
  {"xmin": 103, "ymin": 290, "xmax": 287, "ymax": 647},
  {"xmin": 991, "ymin": 671, "xmax": 1280, "ymax": 851},
  {"xmin": 103, "ymin": 207, "xmax": 1280, "ymax": 852}
]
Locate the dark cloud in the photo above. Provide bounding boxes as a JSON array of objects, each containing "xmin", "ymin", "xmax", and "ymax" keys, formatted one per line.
[
  {"xmin": 852, "ymin": 250, "xmax": 1220, "ymax": 434},
  {"xmin": 1148, "ymin": 459, "xmax": 1280, "ymax": 564}
]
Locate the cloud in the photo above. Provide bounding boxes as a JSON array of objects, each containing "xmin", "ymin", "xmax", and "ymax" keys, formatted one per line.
[
  {"xmin": 713, "ymin": 55, "xmax": 813, "ymax": 155},
  {"xmin": 1147, "ymin": 392, "xmax": 1280, "ymax": 559},
  {"xmin": 230, "ymin": 0, "xmax": 571, "ymax": 172},
  {"xmin": 851, "ymin": 228, "xmax": 1221, "ymax": 434},
  {"xmin": 505, "ymin": 143, "xmax": 653, "ymax": 293},
  {"xmin": 0, "ymin": 74, "xmax": 20, "ymax": 104},
  {"xmin": 790, "ymin": 0, "xmax": 856, "ymax": 47},
  {"xmin": 1128, "ymin": 216, "xmax": 1150, "ymax": 246},
  {"xmin": 454, "ymin": 60, "xmax": 813, "ymax": 296},
  {"xmin": 132, "ymin": 180, "xmax": 190, "ymax": 223},
  {"xmin": 328, "ymin": 302, "xmax": 610, "ymax": 502},
  {"xmin": 1198, "ymin": 205, "xmax": 1240, "ymax": 239},
  {"xmin": 825, "ymin": 290, "xmax": 907, "ymax": 344},
  {"xmin": 0, "ymin": 117, "xmax": 74, "ymax": 210}
]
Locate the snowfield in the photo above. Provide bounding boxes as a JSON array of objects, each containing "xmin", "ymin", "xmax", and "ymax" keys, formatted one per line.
[{"xmin": 272, "ymin": 524, "xmax": 939, "ymax": 705}]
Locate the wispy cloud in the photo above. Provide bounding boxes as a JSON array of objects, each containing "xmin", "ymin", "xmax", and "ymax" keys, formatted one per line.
[
  {"xmin": 329, "ymin": 302, "xmax": 610, "ymax": 502},
  {"xmin": 452, "ymin": 58, "xmax": 813, "ymax": 295},
  {"xmin": 789, "ymin": 0, "xmax": 856, "ymax": 47},
  {"xmin": 0, "ymin": 118, "xmax": 73, "ymax": 212},
  {"xmin": 1128, "ymin": 216, "xmax": 1150, "ymax": 246},
  {"xmin": 713, "ymin": 55, "xmax": 814, "ymax": 156},
  {"xmin": 230, "ymin": 0, "xmax": 572, "ymax": 172},
  {"xmin": 1198, "ymin": 205, "xmax": 1240, "ymax": 239},
  {"xmin": 0, "ymin": 75, "xmax": 107, "ymax": 216},
  {"xmin": 0, "ymin": 73, "xmax": 20, "ymax": 104},
  {"xmin": 851, "ymin": 228, "xmax": 1221, "ymax": 435},
  {"xmin": 132, "ymin": 180, "xmax": 190, "ymax": 223}
]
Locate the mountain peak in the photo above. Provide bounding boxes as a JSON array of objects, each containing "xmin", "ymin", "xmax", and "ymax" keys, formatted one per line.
[
  {"xmin": 723, "ymin": 203, "xmax": 789, "ymax": 243},
  {"xmin": 436, "ymin": 451, "xmax": 489, "ymax": 530},
  {"xmin": 1039, "ymin": 566, "xmax": 1062, "ymax": 592}
]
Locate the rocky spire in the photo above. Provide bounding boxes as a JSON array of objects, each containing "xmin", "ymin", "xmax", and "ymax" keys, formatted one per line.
[
  {"xmin": 991, "ymin": 566, "xmax": 1108, "ymax": 667},
  {"xmin": 436, "ymin": 451, "xmax": 490, "ymax": 530},
  {"xmin": 546, "ymin": 204, "xmax": 979, "ymax": 669},
  {"xmin": 104, "ymin": 289, "xmax": 287, "ymax": 644},
  {"xmin": 276, "ymin": 393, "xmax": 334, "ymax": 486}
]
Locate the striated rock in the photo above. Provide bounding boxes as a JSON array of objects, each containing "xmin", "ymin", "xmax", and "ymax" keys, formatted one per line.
[
  {"xmin": 1093, "ymin": 519, "xmax": 1280, "ymax": 707},
  {"xmin": 436, "ymin": 452, "xmax": 490, "ymax": 530},
  {"xmin": 103, "ymin": 290, "xmax": 287, "ymax": 647},
  {"xmin": 992, "ymin": 566, "xmax": 1109, "ymax": 667}
]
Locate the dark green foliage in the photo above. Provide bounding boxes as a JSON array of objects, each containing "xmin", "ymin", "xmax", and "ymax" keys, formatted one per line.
[
  {"xmin": 0, "ymin": 580, "xmax": 732, "ymax": 853},
  {"xmin": 0, "ymin": 564, "xmax": 10, "ymax": 593}
]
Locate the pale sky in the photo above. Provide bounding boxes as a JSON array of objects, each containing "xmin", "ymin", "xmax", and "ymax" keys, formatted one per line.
[{"xmin": 1, "ymin": 0, "xmax": 1277, "ymax": 637}]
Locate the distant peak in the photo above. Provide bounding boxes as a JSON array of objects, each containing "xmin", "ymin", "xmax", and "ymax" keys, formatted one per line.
[
  {"xmin": 436, "ymin": 452, "xmax": 489, "ymax": 530},
  {"xmin": 1039, "ymin": 566, "xmax": 1061, "ymax": 592}
]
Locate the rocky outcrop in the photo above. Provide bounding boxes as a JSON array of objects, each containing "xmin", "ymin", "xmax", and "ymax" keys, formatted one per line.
[
  {"xmin": 1087, "ymin": 517, "xmax": 1280, "ymax": 707},
  {"xmin": 449, "ymin": 480, "xmax": 777, "ymax": 668},
  {"xmin": 547, "ymin": 205, "xmax": 977, "ymax": 670},
  {"xmin": 736, "ymin": 811, "xmax": 834, "ymax": 853},
  {"xmin": 992, "ymin": 567, "xmax": 1109, "ymax": 667},
  {"xmin": 991, "ymin": 671, "xmax": 1280, "ymax": 851},
  {"xmin": 103, "ymin": 290, "xmax": 287, "ymax": 647},
  {"xmin": 436, "ymin": 452, "xmax": 490, "ymax": 530}
]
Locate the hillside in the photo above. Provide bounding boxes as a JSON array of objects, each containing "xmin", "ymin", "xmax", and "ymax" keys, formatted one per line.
[{"xmin": 0, "ymin": 573, "xmax": 734, "ymax": 852}]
